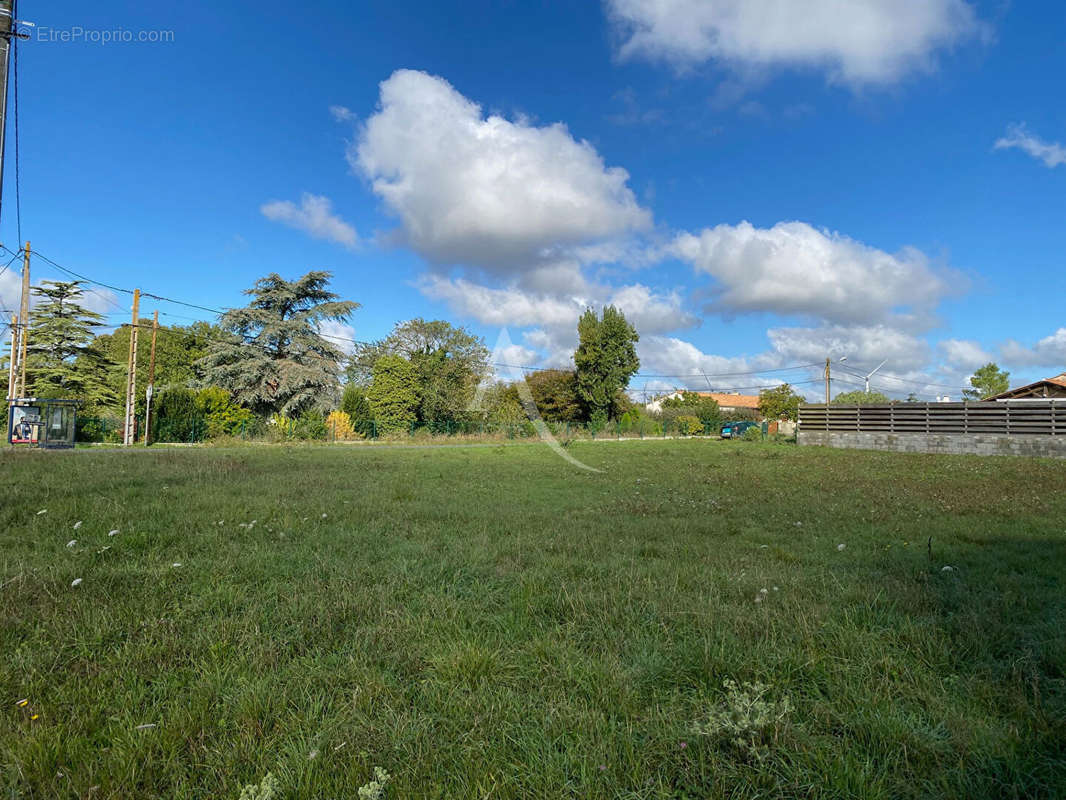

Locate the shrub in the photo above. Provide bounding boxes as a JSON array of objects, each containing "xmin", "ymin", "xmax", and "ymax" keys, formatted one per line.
[
  {"xmin": 294, "ymin": 409, "xmax": 328, "ymax": 440},
  {"xmin": 326, "ymin": 410, "xmax": 360, "ymax": 440},
  {"xmin": 76, "ymin": 415, "xmax": 121, "ymax": 443},
  {"xmin": 368, "ymin": 355, "xmax": 419, "ymax": 434},
  {"xmin": 677, "ymin": 415, "xmax": 704, "ymax": 436},
  {"xmin": 742, "ymin": 426, "xmax": 764, "ymax": 442},
  {"xmin": 341, "ymin": 383, "xmax": 375, "ymax": 436},
  {"xmin": 268, "ymin": 414, "xmax": 297, "ymax": 441},
  {"xmin": 196, "ymin": 386, "xmax": 255, "ymax": 439},
  {"xmin": 154, "ymin": 388, "xmax": 205, "ymax": 442}
]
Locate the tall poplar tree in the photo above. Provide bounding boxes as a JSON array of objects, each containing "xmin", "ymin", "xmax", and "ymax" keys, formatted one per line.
[{"xmin": 573, "ymin": 305, "xmax": 640, "ymax": 427}]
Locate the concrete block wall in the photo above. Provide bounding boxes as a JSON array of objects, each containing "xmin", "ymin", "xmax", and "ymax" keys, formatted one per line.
[{"xmin": 798, "ymin": 430, "xmax": 1066, "ymax": 459}]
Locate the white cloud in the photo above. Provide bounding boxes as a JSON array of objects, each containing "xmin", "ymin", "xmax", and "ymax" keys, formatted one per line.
[
  {"xmin": 260, "ymin": 193, "xmax": 359, "ymax": 250},
  {"xmin": 766, "ymin": 323, "xmax": 930, "ymax": 370},
  {"xmin": 994, "ymin": 124, "xmax": 1066, "ymax": 169},
  {"xmin": 329, "ymin": 105, "xmax": 355, "ymax": 123},
  {"xmin": 419, "ymin": 273, "xmax": 694, "ymax": 335},
  {"xmin": 671, "ymin": 221, "xmax": 949, "ymax": 325},
  {"xmin": 317, "ymin": 319, "xmax": 359, "ymax": 356},
  {"xmin": 606, "ymin": 0, "xmax": 986, "ymax": 86},
  {"xmin": 1001, "ymin": 328, "xmax": 1066, "ymax": 368},
  {"xmin": 353, "ymin": 69, "xmax": 651, "ymax": 272},
  {"xmin": 939, "ymin": 338, "xmax": 993, "ymax": 370}
]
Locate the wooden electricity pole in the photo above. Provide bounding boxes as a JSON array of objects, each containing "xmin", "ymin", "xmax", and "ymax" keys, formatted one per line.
[
  {"xmin": 14, "ymin": 240, "xmax": 28, "ymax": 397},
  {"xmin": 824, "ymin": 357, "xmax": 831, "ymax": 405},
  {"xmin": 5, "ymin": 313, "xmax": 15, "ymax": 400},
  {"xmin": 122, "ymin": 289, "xmax": 140, "ymax": 446},
  {"xmin": 143, "ymin": 310, "xmax": 158, "ymax": 445}
]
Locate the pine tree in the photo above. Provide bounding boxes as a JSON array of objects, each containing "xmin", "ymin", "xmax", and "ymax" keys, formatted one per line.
[
  {"xmin": 199, "ymin": 272, "xmax": 358, "ymax": 416},
  {"xmin": 25, "ymin": 280, "xmax": 116, "ymax": 406}
]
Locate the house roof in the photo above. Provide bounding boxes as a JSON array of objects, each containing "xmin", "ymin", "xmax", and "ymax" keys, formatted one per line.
[
  {"xmin": 984, "ymin": 372, "xmax": 1066, "ymax": 400},
  {"xmin": 689, "ymin": 391, "xmax": 761, "ymax": 409}
]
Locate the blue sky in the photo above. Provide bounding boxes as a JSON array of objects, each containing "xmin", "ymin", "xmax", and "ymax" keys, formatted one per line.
[{"xmin": 2, "ymin": 0, "xmax": 1064, "ymax": 400}]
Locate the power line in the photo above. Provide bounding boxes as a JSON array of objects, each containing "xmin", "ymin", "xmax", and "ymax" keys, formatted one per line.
[
  {"xmin": 11, "ymin": 20, "xmax": 19, "ymax": 243},
  {"xmin": 836, "ymin": 364, "xmax": 966, "ymax": 391}
]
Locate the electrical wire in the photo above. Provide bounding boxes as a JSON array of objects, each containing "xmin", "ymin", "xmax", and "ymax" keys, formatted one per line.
[{"xmin": 12, "ymin": 25, "xmax": 21, "ymax": 245}]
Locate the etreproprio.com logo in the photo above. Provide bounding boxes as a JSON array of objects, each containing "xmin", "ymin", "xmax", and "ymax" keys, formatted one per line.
[{"xmin": 36, "ymin": 27, "xmax": 175, "ymax": 44}]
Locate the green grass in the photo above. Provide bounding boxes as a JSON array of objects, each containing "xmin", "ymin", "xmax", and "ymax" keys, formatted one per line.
[{"xmin": 1, "ymin": 440, "xmax": 1064, "ymax": 799}]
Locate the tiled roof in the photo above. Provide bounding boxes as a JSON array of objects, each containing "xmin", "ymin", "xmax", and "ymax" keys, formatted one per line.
[{"xmin": 691, "ymin": 392, "xmax": 761, "ymax": 409}]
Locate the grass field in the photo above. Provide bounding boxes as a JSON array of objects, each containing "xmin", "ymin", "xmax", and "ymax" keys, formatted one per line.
[{"xmin": 2, "ymin": 440, "xmax": 1065, "ymax": 799}]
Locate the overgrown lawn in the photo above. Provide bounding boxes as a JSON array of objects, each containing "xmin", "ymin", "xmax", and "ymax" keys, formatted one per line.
[{"xmin": 2, "ymin": 441, "xmax": 1064, "ymax": 798}]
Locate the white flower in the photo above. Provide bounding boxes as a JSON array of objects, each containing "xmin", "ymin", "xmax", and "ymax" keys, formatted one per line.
[
  {"xmin": 321, "ymin": 513, "xmax": 328, "ymax": 519},
  {"xmin": 108, "ymin": 530, "xmax": 119, "ymax": 537},
  {"xmin": 837, "ymin": 543, "xmax": 846, "ymax": 551},
  {"xmin": 71, "ymin": 578, "xmax": 82, "ymax": 587},
  {"xmin": 135, "ymin": 723, "xmax": 156, "ymax": 730},
  {"xmin": 37, "ymin": 509, "xmax": 47, "ymax": 515},
  {"xmin": 73, "ymin": 521, "xmax": 82, "ymax": 530},
  {"xmin": 760, "ymin": 588, "xmax": 768, "ymax": 595},
  {"xmin": 171, "ymin": 562, "xmax": 182, "ymax": 568},
  {"xmin": 941, "ymin": 565, "xmax": 956, "ymax": 572},
  {"xmin": 308, "ymin": 749, "xmax": 319, "ymax": 760},
  {"xmin": 772, "ymin": 586, "xmax": 779, "ymax": 592},
  {"xmin": 66, "ymin": 540, "xmax": 77, "ymax": 548},
  {"xmin": 754, "ymin": 594, "xmax": 763, "ymax": 603}
]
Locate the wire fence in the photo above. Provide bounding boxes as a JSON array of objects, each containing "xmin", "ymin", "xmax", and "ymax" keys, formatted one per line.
[{"xmin": 74, "ymin": 415, "xmax": 788, "ymax": 445}]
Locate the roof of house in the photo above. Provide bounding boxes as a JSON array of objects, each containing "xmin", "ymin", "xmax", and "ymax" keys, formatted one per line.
[
  {"xmin": 984, "ymin": 372, "xmax": 1066, "ymax": 400},
  {"xmin": 689, "ymin": 391, "xmax": 761, "ymax": 409}
]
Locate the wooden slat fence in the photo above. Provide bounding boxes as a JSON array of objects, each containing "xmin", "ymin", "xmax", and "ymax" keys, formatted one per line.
[{"xmin": 798, "ymin": 401, "xmax": 1066, "ymax": 437}]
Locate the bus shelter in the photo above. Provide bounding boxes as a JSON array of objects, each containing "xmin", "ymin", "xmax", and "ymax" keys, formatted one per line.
[{"xmin": 6, "ymin": 398, "xmax": 78, "ymax": 449}]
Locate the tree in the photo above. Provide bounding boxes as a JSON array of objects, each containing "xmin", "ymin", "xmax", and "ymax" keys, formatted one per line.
[
  {"xmin": 199, "ymin": 272, "xmax": 357, "ymax": 416},
  {"xmin": 832, "ymin": 390, "xmax": 891, "ymax": 405},
  {"xmin": 573, "ymin": 305, "xmax": 640, "ymax": 427},
  {"xmin": 340, "ymin": 382, "xmax": 375, "ymax": 435},
  {"xmin": 963, "ymin": 362, "xmax": 1010, "ymax": 401},
  {"xmin": 351, "ymin": 318, "xmax": 489, "ymax": 425},
  {"xmin": 758, "ymin": 384, "xmax": 805, "ymax": 421},
  {"xmin": 660, "ymin": 391, "xmax": 719, "ymax": 428},
  {"xmin": 93, "ymin": 319, "xmax": 219, "ymax": 416},
  {"xmin": 524, "ymin": 369, "xmax": 583, "ymax": 422},
  {"xmin": 25, "ymin": 280, "xmax": 117, "ymax": 407},
  {"xmin": 367, "ymin": 355, "xmax": 419, "ymax": 433}
]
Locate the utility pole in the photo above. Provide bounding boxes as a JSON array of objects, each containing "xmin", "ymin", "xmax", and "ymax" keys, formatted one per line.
[
  {"xmin": 824, "ymin": 357, "xmax": 830, "ymax": 405},
  {"xmin": 5, "ymin": 313, "xmax": 15, "ymax": 400},
  {"xmin": 122, "ymin": 290, "xmax": 140, "ymax": 446},
  {"xmin": 143, "ymin": 310, "xmax": 158, "ymax": 445},
  {"xmin": 14, "ymin": 240, "xmax": 28, "ymax": 397}
]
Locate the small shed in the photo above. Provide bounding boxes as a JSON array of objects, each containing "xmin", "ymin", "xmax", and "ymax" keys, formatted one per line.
[{"xmin": 6, "ymin": 398, "xmax": 78, "ymax": 449}]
